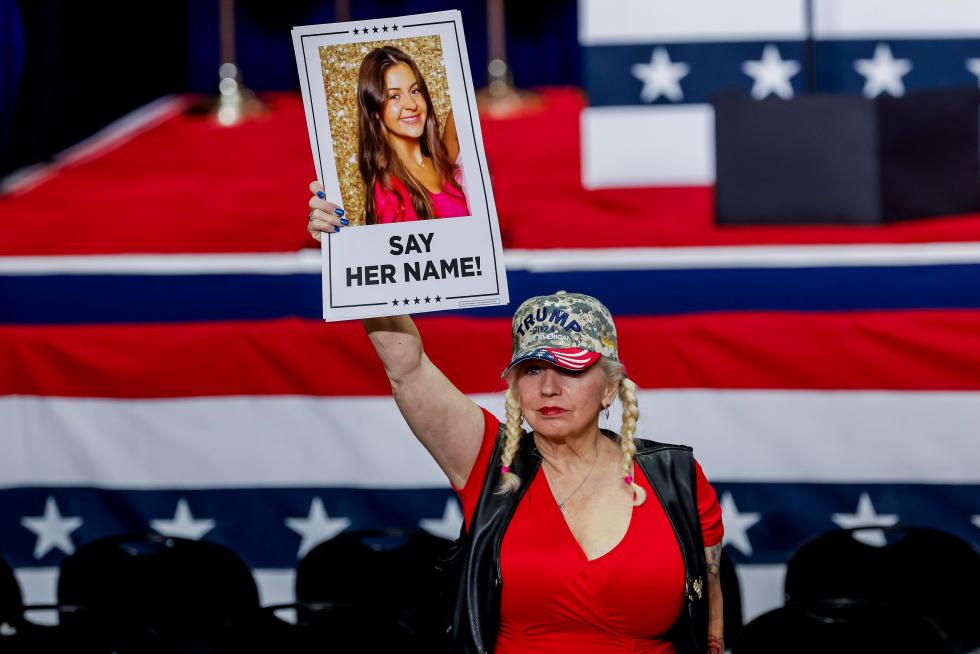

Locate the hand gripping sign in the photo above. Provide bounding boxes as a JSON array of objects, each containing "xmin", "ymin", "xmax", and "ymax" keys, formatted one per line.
[{"xmin": 292, "ymin": 11, "xmax": 509, "ymax": 320}]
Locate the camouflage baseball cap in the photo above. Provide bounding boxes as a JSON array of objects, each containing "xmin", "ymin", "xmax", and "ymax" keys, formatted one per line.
[{"xmin": 503, "ymin": 291, "xmax": 619, "ymax": 376}]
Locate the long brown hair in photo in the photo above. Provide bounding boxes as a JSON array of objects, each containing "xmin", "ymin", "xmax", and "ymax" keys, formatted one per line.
[{"xmin": 357, "ymin": 46, "xmax": 463, "ymax": 224}]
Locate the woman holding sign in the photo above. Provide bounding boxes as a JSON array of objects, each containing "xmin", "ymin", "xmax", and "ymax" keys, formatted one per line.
[
  {"xmin": 357, "ymin": 46, "xmax": 469, "ymax": 225},
  {"xmin": 307, "ymin": 194, "xmax": 723, "ymax": 653}
]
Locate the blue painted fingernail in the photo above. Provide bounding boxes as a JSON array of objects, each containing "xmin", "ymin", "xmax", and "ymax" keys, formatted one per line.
[
  {"xmin": 317, "ymin": 191, "xmax": 325, "ymax": 199},
  {"xmin": 334, "ymin": 226, "xmax": 341, "ymax": 233},
  {"xmin": 340, "ymin": 217, "xmax": 350, "ymax": 226},
  {"xmin": 334, "ymin": 208, "xmax": 345, "ymax": 217}
]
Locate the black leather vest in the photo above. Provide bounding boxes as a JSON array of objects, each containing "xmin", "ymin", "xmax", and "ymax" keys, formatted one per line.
[{"xmin": 445, "ymin": 426, "xmax": 708, "ymax": 654}]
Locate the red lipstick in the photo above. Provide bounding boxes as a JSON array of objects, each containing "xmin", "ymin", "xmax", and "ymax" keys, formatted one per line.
[{"xmin": 539, "ymin": 406, "xmax": 566, "ymax": 416}]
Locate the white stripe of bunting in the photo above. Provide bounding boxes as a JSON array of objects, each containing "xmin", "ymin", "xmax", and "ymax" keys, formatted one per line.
[
  {"xmin": 7, "ymin": 242, "xmax": 980, "ymax": 275},
  {"xmin": 579, "ymin": 0, "xmax": 980, "ymax": 45},
  {"xmin": 505, "ymin": 242, "xmax": 980, "ymax": 271},
  {"xmin": 632, "ymin": 390, "xmax": 980, "ymax": 483},
  {"xmin": 579, "ymin": 0, "xmax": 806, "ymax": 46},
  {"xmin": 2, "ymin": 390, "xmax": 978, "ymax": 488},
  {"xmin": 814, "ymin": 0, "xmax": 980, "ymax": 39},
  {"xmin": 0, "ymin": 251, "xmax": 323, "ymax": 276},
  {"xmin": 581, "ymin": 105, "xmax": 715, "ymax": 188}
]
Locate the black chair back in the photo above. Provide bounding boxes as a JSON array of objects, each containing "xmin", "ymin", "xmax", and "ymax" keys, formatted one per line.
[
  {"xmin": 296, "ymin": 528, "xmax": 452, "ymax": 650},
  {"xmin": 1, "ymin": 554, "xmax": 113, "ymax": 653},
  {"xmin": 733, "ymin": 598, "xmax": 954, "ymax": 654},
  {"xmin": 215, "ymin": 602, "xmax": 418, "ymax": 653},
  {"xmin": 785, "ymin": 526, "xmax": 980, "ymax": 652},
  {"xmin": 0, "ymin": 555, "xmax": 23, "ymax": 623},
  {"xmin": 57, "ymin": 534, "xmax": 259, "ymax": 653}
]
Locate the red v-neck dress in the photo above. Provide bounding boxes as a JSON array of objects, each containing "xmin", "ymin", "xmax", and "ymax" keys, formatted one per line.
[{"xmin": 455, "ymin": 409, "xmax": 724, "ymax": 654}]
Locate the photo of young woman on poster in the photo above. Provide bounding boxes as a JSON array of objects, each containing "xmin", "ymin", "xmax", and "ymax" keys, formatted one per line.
[{"xmin": 357, "ymin": 45, "xmax": 469, "ymax": 224}]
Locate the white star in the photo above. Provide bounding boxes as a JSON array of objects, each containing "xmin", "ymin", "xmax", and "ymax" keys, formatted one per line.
[
  {"xmin": 21, "ymin": 497, "xmax": 83, "ymax": 559},
  {"xmin": 742, "ymin": 44, "xmax": 800, "ymax": 100},
  {"xmin": 854, "ymin": 43, "xmax": 912, "ymax": 98},
  {"xmin": 150, "ymin": 498, "xmax": 215, "ymax": 540},
  {"xmin": 631, "ymin": 47, "xmax": 690, "ymax": 103},
  {"xmin": 285, "ymin": 497, "xmax": 351, "ymax": 559},
  {"xmin": 719, "ymin": 492, "xmax": 761, "ymax": 556},
  {"xmin": 419, "ymin": 499, "xmax": 464, "ymax": 540},
  {"xmin": 832, "ymin": 493, "xmax": 899, "ymax": 546},
  {"xmin": 967, "ymin": 59, "xmax": 980, "ymax": 87}
]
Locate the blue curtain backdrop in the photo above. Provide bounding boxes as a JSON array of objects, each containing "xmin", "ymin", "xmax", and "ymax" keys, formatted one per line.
[
  {"xmin": 185, "ymin": 0, "xmax": 579, "ymax": 92},
  {"xmin": 0, "ymin": 0, "xmax": 25, "ymax": 170}
]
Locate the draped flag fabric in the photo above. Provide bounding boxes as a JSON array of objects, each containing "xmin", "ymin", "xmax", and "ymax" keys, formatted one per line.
[
  {"xmin": 580, "ymin": 0, "xmax": 980, "ymax": 188},
  {"xmin": 2, "ymin": 87, "xmax": 980, "ymax": 624}
]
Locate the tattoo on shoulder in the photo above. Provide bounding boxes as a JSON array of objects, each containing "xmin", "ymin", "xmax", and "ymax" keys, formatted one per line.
[{"xmin": 706, "ymin": 543, "xmax": 722, "ymax": 579}]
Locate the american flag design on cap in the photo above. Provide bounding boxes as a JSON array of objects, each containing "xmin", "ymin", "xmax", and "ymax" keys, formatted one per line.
[{"xmin": 509, "ymin": 347, "xmax": 603, "ymax": 372}]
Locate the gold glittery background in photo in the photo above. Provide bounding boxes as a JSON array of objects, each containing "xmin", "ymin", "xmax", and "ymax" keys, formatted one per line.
[{"xmin": 320, "ymin": 36, "xmax": 451, "ymax": 226}]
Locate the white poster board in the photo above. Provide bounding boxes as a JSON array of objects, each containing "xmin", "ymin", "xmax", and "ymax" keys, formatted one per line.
[{"xmin": 292, "ymin": 11, "xmax": 509, "ymax": 321}]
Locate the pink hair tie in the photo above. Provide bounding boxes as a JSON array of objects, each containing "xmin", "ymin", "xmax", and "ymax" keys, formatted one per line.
[
  {"xmin": 501, "ymin": 466, "xmax": 511, "ymax": 474},
  {"xmin": 623, "ymin": 475, "xmax": 634, "ymax": 485}
]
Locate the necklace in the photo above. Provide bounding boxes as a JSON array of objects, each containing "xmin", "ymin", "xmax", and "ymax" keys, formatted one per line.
[{"xmin": 543, "ymin": 439, "xmax": 600, "ymax": 513}]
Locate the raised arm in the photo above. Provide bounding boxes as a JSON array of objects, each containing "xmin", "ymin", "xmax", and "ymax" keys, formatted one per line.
[
  {"xmin": 307, "ymin": 182, "xmax": 485, "ymax": 488},
  {"xmin": 361, "ymin": 315, "xmax": 484, "ymax": 487},
  {"xmin": 705, "ymin": 542, "xmax": 725, "ymax": 654}
]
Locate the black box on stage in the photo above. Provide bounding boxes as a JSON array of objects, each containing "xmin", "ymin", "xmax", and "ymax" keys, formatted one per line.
[{"xmin": 713, "ymin": 88, "xmax": 980, "ymax": 225}]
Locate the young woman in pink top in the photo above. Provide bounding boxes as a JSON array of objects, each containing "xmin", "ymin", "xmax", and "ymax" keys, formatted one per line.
[{"xmin": 356, "ymin": 46, "xmax": 469, "ymax": 224}]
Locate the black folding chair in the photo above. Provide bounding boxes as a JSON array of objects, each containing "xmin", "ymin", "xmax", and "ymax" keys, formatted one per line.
[
  {"xmin": 0, "ymin": 554, "xmax": 112, "ymax": 653},
  {"xmin": 295, "ymin": 528, "xmax": 454, "ymax": 652},
  {"xmin": 57, "ymin": 534, "xmax": 260, "ymax": 654},
  {"xmin": 214, "ymin": 601, "xmax": 418, "ymax": 653},
  {"xmin": 785, "ymin": 525, "xmax": 980, "ymax": 653},
  {"xmin": 733, "ymin": 598, "xmax": 954, "ymax": 654},
  {"xmin": 0, "ymin": 554, "xmax": 22, "ymax": 624}
]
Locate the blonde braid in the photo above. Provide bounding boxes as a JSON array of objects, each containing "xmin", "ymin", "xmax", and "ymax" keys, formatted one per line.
[
  {"xmin": 618, "ymin": 376, "xmax": 646, "ymax": 506},
  {"xmin": 495, "ymin": 383, "xmax": 524, "ymax": 494}
]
